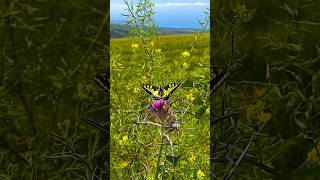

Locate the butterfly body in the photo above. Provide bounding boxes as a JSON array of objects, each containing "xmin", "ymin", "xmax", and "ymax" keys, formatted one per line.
[{"xmin": 140, "ymin": 83, "xmax": 181, "ymax": 100}]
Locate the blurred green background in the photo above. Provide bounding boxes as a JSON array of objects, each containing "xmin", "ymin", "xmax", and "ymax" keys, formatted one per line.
[
  {"xmin": 0, "ymin": 0, "xmax": 109, "ymax": 179},
  {"xmin": 212, "ymin": 0, "xmax": 320, "ymax": 179},
  {"xmin": 1, "ymin": 0, "xmax": 320, "ymax": 179}
]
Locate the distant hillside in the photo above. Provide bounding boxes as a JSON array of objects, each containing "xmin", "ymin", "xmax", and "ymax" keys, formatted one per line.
[
  {"xmin": 110, "ymin": 23, "xmax": 208, "ymax": 38},
  {"xmin": 110, "ymin": 23, "xmax": 130, "ymax": 38}
]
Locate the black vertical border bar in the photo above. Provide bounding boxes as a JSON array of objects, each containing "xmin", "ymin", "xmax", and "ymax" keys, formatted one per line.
[
  {"xmin": 210, "ymin": 0, "xmax": 215, "ymax": 178},
  {"xmin": 106, "ymin": 0, "xmax": 110, "ymax": 178}
]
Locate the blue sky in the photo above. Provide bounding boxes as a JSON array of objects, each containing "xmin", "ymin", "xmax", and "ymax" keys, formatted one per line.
[{"xmin": 110, "ymin": 0, "xmax": 210, "ymax": 28}]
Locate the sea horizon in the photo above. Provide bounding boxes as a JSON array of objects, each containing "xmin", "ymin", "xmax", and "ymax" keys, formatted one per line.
[{"xmin": 110, "ymin": 1, "xmax": 210, "ymax": 29}]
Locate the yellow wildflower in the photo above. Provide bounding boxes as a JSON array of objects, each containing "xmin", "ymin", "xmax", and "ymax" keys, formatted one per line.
[
  {"xmin": 150, "ymin": 42, "xmax": 154, "ymax": 46},
  {"xmin": 187, "ymin": 91, "xmax": 195, "ymax": 102},
  {"xmin": 155, "ymin": 48, "xmax": 161, "ymax": 53},
  {"xmin": 234, "ymin": 4, "xmax": 248, "ymax": 18},
  {"xmin": 257, "ymin": 112, "xmax": 271, "ymax": 123},
  {"xmin": 307, "ymin": 148, "xmax": 318, "ymax": 161},
  {"xmin": 181, "ymin": 51, "xmax": 191, "ymax": 58},
  {"xmin": 197, "ymin": 170, "xmax": 205, "ymax": 179},
  {"xmin": 119, "ymin": 161, "xmax": 129, "ymax": 169},
  {"xmin": 183, "ymin": 62, "xmax": 189, "ymax": 68},
  {"xmin": 245, "ymin": 100, "xmax": 265, "ymax": 121},
  {"xmin": 132, "ymin": 43, "xmax": 139, "ymax": 48},
  {"xmin": 119, "ymin": 135, "xmax": 128, "ymax": 145},
  {"xmin": 188, "ymin": 155, "xmax": 196, "ymax": 162}
]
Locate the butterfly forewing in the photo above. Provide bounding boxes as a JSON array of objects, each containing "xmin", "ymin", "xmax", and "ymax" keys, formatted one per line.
[
  {"xmin": 162, "ymin": 83, "xmax": 181, "ymax": 100},
  {"xmin": 140, "ymin": 84, "xmax": 161, "ymax": 100}
]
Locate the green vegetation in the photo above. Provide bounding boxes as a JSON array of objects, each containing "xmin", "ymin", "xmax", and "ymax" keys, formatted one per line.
[
  {"xmin": 212, "ymin": 0, "xmax": 320, "ymax": 179},
  {"xmin": 4, "ymin": 0, "xmax": 320, "ymax": 179},
  {"xmin": 0, "ymin": 0, "xmax": 108, "ymax": 179},
  {"xmin": 110, "ymin": 33, "xmax": 210, "ymax": 179},
  {"xmin": 111, "ymin": 2, "xmax": 210, "ymax": 177}
]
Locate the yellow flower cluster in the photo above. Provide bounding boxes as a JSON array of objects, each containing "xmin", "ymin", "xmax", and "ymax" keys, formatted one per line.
[
  {"xmin": 197, "ymin": 170, "xmax": 205, "ymax": 179},
  {"xmin": 118, "ymin": 161, "xmax": 129, "ymax": 169},
  {"xmin": 307, "ymin": 143, "xmax": 320, "ymax": 161},
  {"xmin": 186, "ymin": 91, "xmax": 195, "ymax": 102},
  {"xmin": 181, "ymin": 51, "xmax": 191, "ymax": 58},
  {"xmin": 257, "ymin": 112, "xmax": 271, "ymax": 123},
  {"xmin": 183, "ymin": 62, "xmax": 189, "ymax": 68},
  {"xmin": 307, "ymin": 148, "xmax": 318, "ymax": 161},
  {"xmin": 118, "ymin": 135, "xmax": 128, "ymax": 145},
  {"xmin": 245, "ymin": 100, "xmax": 271, "ymax": 123},
  {"xmin": 188, "ymin": 155, "xmax": 196, "ymax": 162},
  {"xmin": 131, "ymin": 43, "xmax": 139, "ymax": 48}
]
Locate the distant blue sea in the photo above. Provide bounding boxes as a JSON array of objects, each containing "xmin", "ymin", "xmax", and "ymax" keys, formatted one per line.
[{"xmin": 111, "ymin": 1, "xmax": 209, "ymax": 29}]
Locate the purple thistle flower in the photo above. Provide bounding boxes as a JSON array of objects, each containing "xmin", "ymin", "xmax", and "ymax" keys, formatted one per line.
[
  {"xmin": 151, "ymin": 99, "xmax": 165, "ymax": 109},
  {"xmin": 149, "ymin": 99, "xmax": 171, "ymax": 121}
]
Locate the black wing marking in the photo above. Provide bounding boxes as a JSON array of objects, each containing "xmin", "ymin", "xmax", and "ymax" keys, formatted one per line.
[
  {"xmin": 140, "ymin": 84, "xmax": 161, "ymax": 100},
  {"xmin": 162, "ymin": 83, "xmax": 181, "ymax": 100}
]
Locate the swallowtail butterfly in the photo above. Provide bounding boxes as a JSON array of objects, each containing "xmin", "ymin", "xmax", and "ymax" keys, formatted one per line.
[{"xmin": 140, "ymin": 83, "xmax": 181, "ymax": 100}]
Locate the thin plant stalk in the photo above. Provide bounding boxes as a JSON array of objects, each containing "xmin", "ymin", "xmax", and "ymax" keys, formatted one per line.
[{"xmin": 155, "ymin": 130, "xmax": 165, "ymax": 180}]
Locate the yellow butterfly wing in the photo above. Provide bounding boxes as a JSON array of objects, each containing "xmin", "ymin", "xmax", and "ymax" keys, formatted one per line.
[
  {"xmin": 162, "ymin": 83, "xmax": 181, "ymax": 100},
  {"xmin": 140, "ymin": 83, "xmax": 181, "ymax": 100},
  {"xmin": 140, "ymin": 84, "xmax": 161, "ymax": 100}
]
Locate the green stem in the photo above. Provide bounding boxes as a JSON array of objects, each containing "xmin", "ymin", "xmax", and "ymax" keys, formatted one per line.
[{"xmin": 155, "ymin": 131, "xmax": 165, "ymax": 180}]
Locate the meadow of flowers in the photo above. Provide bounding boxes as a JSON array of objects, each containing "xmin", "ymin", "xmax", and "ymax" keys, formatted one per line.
[{"xmin": 110, "ymin": 33, "xmax": 210, "ymax": 179}]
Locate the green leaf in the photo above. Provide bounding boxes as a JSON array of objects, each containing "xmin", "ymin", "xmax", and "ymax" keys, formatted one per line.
[{"xmin": 294, "ymin": 118, "xmax": 307, "ymax": 129}]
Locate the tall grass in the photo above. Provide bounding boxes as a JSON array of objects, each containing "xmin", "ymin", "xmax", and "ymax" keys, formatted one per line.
[{"xmin": 110, "ymin": 0, "xmax": 210, "ymax": 179}]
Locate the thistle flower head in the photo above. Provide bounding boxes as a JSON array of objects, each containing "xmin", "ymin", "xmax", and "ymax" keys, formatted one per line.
[
  {"xmin": 151, "ymin": 99, "xmax": 166, "ymax": 109},
  {"xmin": 149, "ymin": 99, "xmax": 170, "ymax": 121}
]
